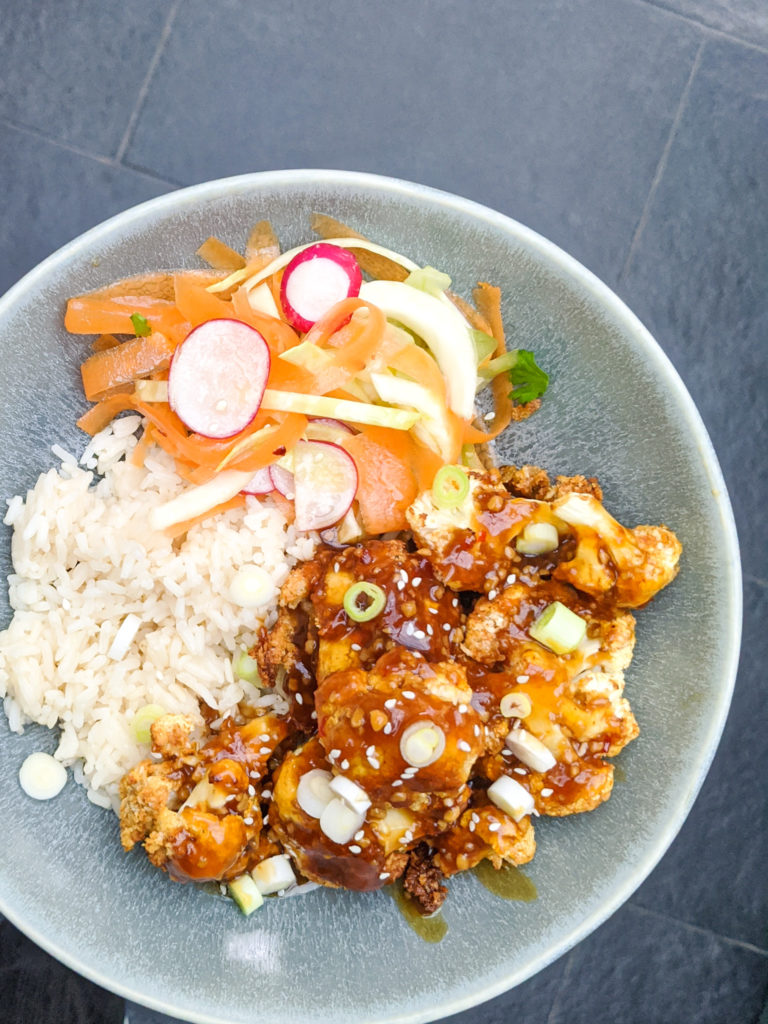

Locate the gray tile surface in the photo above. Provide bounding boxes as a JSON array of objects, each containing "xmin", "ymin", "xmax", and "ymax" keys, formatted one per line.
[
  {"xmin": 0, "ymin": 121, "xmax": 173, "ymax": 295},
  {"xmin": 618, "ymin": 35, "xmax": 768, "ymax": 581},
  {"xmin": 1, "ymin": 0, "xmax": 767, "ymax": 1022},
  {"xmin": 125, "ymin": 0, "xmax": 700, "ymax": 284},
  {"xmin": 0, "ymin": 0, "xmax": 174, "ymax": 157},
  {"xmin": 643, "ymin": 0, "xmax": 768, "ymax": 48},
  {"xmin": 630, "ymin": 579, "xmax": 768, "ymax": 948},
  {"xmin": 549, "ymin": 904, "xmax": 768, "ymax": 1024}
]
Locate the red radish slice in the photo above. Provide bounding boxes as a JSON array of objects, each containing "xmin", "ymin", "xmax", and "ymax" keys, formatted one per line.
[
  {"xmin": 242, "ymin": 467, "xmax": 273, "ymax": 495},
  {"xmin": 305, "ymin": 418, "xmax": 355, "ymax": 444},
  {"xmin": 269, "ymin": 464, "xmax": 296, "ymax": 500},
  {"xmin": 293, "ymin": 440, "xmax": 358, "ymax": 532},
  {"xmin": 280, "ymin": 244, "xmax": 362, "ymax": 333},
  {"xmin": 168, "ymin": 319, "xmax": 270, "ymax": 438}
]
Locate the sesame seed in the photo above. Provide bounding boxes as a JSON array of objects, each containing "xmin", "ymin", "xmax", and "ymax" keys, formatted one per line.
[
  {"xmin": 458, "ymin": 740, "xmax": 471, "ymax": 752},
  {"xmin": 473, "ymin": 724, "xmax": 480, "ymax": 736},
  {"xmin": 220, "ymin": 884, "xmax": 227, "ymax": 895},
  {"xmin": 506, "ymin": 574, "xmax": 517, "ymax": 585},
  {"xmin": 402, "ymin": 690, "xmax": 415, "ymax": 700},
  {"xmin": 379, "ymin": 872, "xmax": 390, "ymax": 880},
  {"xmin": 541, "ymin": 787, "xmax": 554, "ymax": 797},
  {"xmin": 458, "ymin": 703, "xmax": 468, "ymax": 713},
  {"xmin": 501, "ymin": 749, "xmax": 512, "ymax": 758},
  {"xmin": 484, "ymin": 411, "xmax": 495, "ymax": 421},
  {"xmin": 516, "ymin": 674, "xmax": 529, "ymax": 683},
  {"xmin": 396, "ymin": 580, "xmax": 406, "ymax": 591},
  {"xmin": 469, "ymin": 821, "xmax": 476, "ymax": 832},
  {"xmin": 249, "ymin": 770, "xmax": 259, "ymax": 779},
  {"xmin": 261, "ymin": 789, "xmax": 272, "ymax": 799},
  {"xmin": 349, "ymin": 845, "xmax": 362, "ymax": 854},
  {"xmin": 351, "ymin": 643, "xmax": 362, "ymax": 652},
  {"xmin": 334, "ymin": 562, "xmax": 340, "ymax": 573},
  {"xmin": 295, "ymin": 692, "xmax": 304, "ymax": 705},
  {"xmin": 442, "ymin": 622, "xmax": 451, "ymax": 632},
  {"xmin": 452, "ymin": 598, "xmax": 459, "ymax": 608},
  {"xmin": 366, "ymin": 745, "xmax": 377, "ymax": 757},
  {"xmin": 329, "ymin": 749, "xmax": 341, "ymax": 761},
  {"xmin": 471, "ymin": 813, "xmax": 479, "ymax": 824},
  {"xmin": 392, "ymin": 779, "xmax": 403, "ymax": 787},
  {"xmin": 532, "ymin": 808, "xmax": 540, "ymax": 817},
  {"xmin": 383, "ymin": 723, "xmax": 392, "ymax": 735},
  {"xmin": 341, "ymin": 759, "xmax": 350, "ymax": 771},
  {"xmin": 263, "ymin": 814, "xmax": 270, "ymax": 825},
  {"xmin": 354, "ymin": 830, "xmax": 365, "ymax": 841},
  {"xmin": 243, "ymin": 816, "xmax": 254, "ymax": 826},
  {"xmin": 412, "ymin": 577, "xmax": 422, "ymax": 587},
  {"xmin": 488, "ymin": 821, "xmax": 500, "ymax": 832},
  {"xmin": 258, "ymin": 734, "xmax": 271, "ymax": 742},
  {"xmin": 428, "ymin": 606, "xmax": 438, "ymax": 614},
  {"xmin": 426, "ymin": 624, "xmax": 434, "ymax": 636},
  {"xmin": 384, "ymin": 699, "xmax": 397, "ymax": 709},
  {"xmin": 248, "ymin": 785, "xmax": 256, "ymax": 796},
  {"xmin": 413, "ymin": 629, "xmax": 426, "ymax": 640},
  {"xmin": 513, "ymin": 767, "xmax": 527, "ymax": 776},
  {"xmin": 311, "ymin": 710, "xmax": 318, "ymax": 720},
  {"xmin": 260, "ymin": 746, "xmax": 272, "ymax": 755},
  {"xmin": 487, "ymin": 589, "xmax": 497, "ymax": 601},
  {"xmin": 367, "ymin": 757, "xmax": 380, "ymax": 770}
]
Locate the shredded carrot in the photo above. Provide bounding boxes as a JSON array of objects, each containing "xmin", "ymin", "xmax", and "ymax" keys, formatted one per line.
[
  {"xmin": 229, "ymin": 288, "xmax": 300, "ymax": 353},
  {"xmin": 76, "ymin": 394, "xmax": 136, "ymax": 435},
  {"xmin": 91, "ymin": 334, "xmax": 121, "ymax": 352},
  {"xmin": 341, "ymin": 431, "xmax": 417, "ymax": 533},
  {"xmin": 65, "ymin": 294, "xmax": 186, "ymax": 337},
  {"xmin": 463, "ymin": 282, "xmax": 514, "ymax": 443},
  {"xmin": 217, "ymin": 413, "xmax": 308, "ymax": 473},
  {"xmin": 173, "ymin": 274, "xmax": 234, "ymax": 327},
  {"xmin": 196, "ymin": 237, "xmax": 246, "ymax": 272},
  {"xmin": 164, "ymin": 494, "xmax": 246, "ymax": 540},
  {"xmin": 80, "ymin": 332, "xmax": 177, "ymax": 402},
  {"xmin": 245, "ymin": 221, "xmax": 280, "ymax": 268},
  {"xmin": 130, "ymin": 422, "xmax": 156, "ymax": 468}
]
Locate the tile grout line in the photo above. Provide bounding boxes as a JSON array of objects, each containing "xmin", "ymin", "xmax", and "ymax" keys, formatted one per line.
[
  {"xmin": 630, "ymin": 903, "xmax": 768, "ymax": 958},
  {"xmin": 114, "ymin": 0, "xmax": 183, "ymax": 164},
  {"xmin": 633, "ymin": 0, "xmax": 768, "ymax": 57},
  {"xmin": 0, "ymin": 115, "xmax": 181, "ymax": 191},
  {"xmin": 545, "ymin": 949, "xmax": 578, "ymax": 1024},
  {"xmin": 619, "ymin": 40, "xmax": 704, "ymax": 282}
]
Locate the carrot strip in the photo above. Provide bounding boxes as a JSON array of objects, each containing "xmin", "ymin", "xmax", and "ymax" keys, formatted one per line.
[
  {"xmin": 230, "ymin": 288, "xmax": 300, "ymax": 353},
  {"xmin": 464, "ymin": 282, "xmax": 514, "ymax": 443},
  {"xmin": 80, "ymin": 332, "xmax": 177, "ymax": 401},
  {"xmin": 65, "ymin": 295, "xmax": 186, "ymax": 337},
  {"xmin": 173, "ymin": 274, "xmax": 234, "ymax": 326},
  {"xmin": 130, "ymin": 422, "xmax": 156, "ymax": 467},
  {"xmin": 91, "ymin": 334, "xmax": 121, "ymax": 352},
  {"xmin": 245, "ymin": 221, "xmax": 280, "ymax": 268},
  {"xmin": 76, "ymin": 394, "xmax": 135, "ymax": 435},
  {"xmin": 218, "ymin": 414, "xmax": 308, "ymax": 472},
  {"xmin": 196, "ymin": 237, "xmax": 246, "ymax": 271},
  {"xmin": 165, "ymin": 494, "xmax": 246, "ymax": 540},
  {"xmin": 341, "ymin": 431, "xmax": 417, "ymax": 534}
]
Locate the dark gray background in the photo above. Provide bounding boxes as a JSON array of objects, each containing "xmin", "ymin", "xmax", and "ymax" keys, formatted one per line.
[{"xmin": 0, "ymin": 1, "xmax": 766, "ymax": 1022}]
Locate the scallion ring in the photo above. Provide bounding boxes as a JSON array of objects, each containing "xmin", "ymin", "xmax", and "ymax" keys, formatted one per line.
[
  {"xmin": 343, "ymin": 582, "xmax": 386, "ymax": 623},
  {"xmin": 432, "ymin": 465, "xmax": 470, "ymax": 509}
]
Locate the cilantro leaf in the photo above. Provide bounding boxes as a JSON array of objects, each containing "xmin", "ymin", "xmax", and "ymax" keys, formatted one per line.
[
  {"xmin": 130, "ymin": 313, "xmax": 151, "ymax": 337},
  {"xmin": 508, "ymin": 349, "xmax": 549, "ymax": 404}
]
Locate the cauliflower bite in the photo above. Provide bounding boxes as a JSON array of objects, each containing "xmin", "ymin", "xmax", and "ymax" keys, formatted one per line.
[
  {"xmin": 406, "ymin": 470, "xmax": 540, "ymax": 592},
  {"xmin": 270, "ymin": 737, "xmax": 410, "ymax": 891},
  {"xmin": 500, "ymin": 464, "xmax": 603, "ymax": 502},
  {"xmin": 463, "ymin": 578, "xmax": 636, "ymax": 676},
  {"xmin": 119, "ymin": 711, "xmax": 288, "ymax": 882},
  {"xmin": 552, "ymin": 492, "xmax": 682, "ymax": 608},
  {"xmin": 315, "ymin": 647, "xmax": 484, "ymax": 806},
  {"xmin": 433, "ymin": 792, "xmax": 536, "ymax": 876}
]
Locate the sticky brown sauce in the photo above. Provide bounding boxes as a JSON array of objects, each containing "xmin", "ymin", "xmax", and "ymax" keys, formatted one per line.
[
  {"xmin": 472, "ymin": 861, "xmax": 538, "ymax": 902},
  {"xmin": 390, "ymin": 884, "xmax": 448, "ymax": 943}
]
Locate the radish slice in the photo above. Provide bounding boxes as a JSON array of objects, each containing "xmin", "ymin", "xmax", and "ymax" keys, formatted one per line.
[
  {"xmin": 242, "ymin": 467, "xmax": 273, "ymax": 495},
  {"xmin": 269, "ymin": 464, "xmax": 296, "ymax": 500},
  {"xmin": 293, "ymin": 440, "xmax": 358, "ymax": 531},
  {"xmin": 168, "ymin": 319, "xmax": 270, "ymax": 438},
  {"xmin": 305, "ymin": 418, "xmax": 355, "ymax": 444},
  {"xmin": 280, "ymin": 244, "xmax": 362, "ymax": 333}
]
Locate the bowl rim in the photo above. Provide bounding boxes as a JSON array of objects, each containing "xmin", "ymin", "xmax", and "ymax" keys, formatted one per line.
[{"xmin": 0, "ymin": 169, "xmax": 742, "ymax": 1024}]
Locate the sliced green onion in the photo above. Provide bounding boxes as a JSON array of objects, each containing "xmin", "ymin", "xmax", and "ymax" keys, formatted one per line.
[
  {"xmin": 131, "ymin": 704, "xmax": 166, "ymax": 744},
  {"xmin": 343, "ymin": 582, "xmax": 386, "ymax": 622},
  {"xmin": 233, "ymin": 648, "xmax": 262, "ymax": 685},
  {"xmin": 130, "ymin": 313, "xmax": 151, "ymax": 337},
  {"xmin": 471, "ymin": 329, "xmax": 496, "ymax": 364},
  {"xmin": 460, "ymin": 444, "xmax": 484, "ymax": 471},
  {"xmin": 432, "ymin": 465, "xmax": 470, "ymax": 509},
  {"xmin": 228, "ymin": 874, "xmax": 264, "ymax": 915},
  {"xmin": 404, "ymin": 265, "xmax": 452, "ymax": 297},
  {"xmin": 477, "ymin": 350, "xmax": 520, "ymax": 381},
  {"xmin": 516, "ymin": 522, "xmax": 560, "ymax": 556},
  {"xmin": 529, "ymin": 601, "xmax": 586, "ymax": 655}
]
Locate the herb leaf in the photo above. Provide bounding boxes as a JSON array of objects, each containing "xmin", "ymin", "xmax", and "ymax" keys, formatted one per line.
[
  {"xmin": 508, "ymin": 349, "xmax": 549, "ymax": 404},
  {"xmin": 130, "ymin": 313, "xmax": 152, "ymax": 337}
]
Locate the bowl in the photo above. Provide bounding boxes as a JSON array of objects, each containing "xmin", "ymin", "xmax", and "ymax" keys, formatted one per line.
[{"xmin": 0, "ymin": 170, "xmax": 741, "ymax": 1024}]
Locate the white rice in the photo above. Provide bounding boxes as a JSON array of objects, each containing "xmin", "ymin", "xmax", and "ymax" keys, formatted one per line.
[{"xmin": 0, "ymin": 419, "xmax": 315, "ymax": 811}]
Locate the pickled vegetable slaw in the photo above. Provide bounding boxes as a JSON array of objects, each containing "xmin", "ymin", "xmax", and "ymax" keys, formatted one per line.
[{"xmin": 65, "ymin": 216, "xmax": 548, "ymax": 537}]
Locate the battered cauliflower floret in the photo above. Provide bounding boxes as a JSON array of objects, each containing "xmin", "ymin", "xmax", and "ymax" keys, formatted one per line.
[
  {"xmin": 552, "ymin": 493, "xmax": 682, "ymax": 607},
  {"xmin": 149, "ymin": 712, "xmax": 202, "ymax": 759},
  {"xmin": 433, "ymin": 793, "xmax": 536, "ymax": 876},
  {"xmin": 500, "ymin": 464, "xmax": 603, "ymax": 502},
  {"xmin": 315, "ymin": 647, "xmax": 484, "ymax": 806},
  {"xmin": 406, "ymin": 470, "xmax": 538, "ymax": 592},
  {"xmin": 270, "ymin": 737, "xmax": 409, "ymax": 891},
  {"xmin": 463, "ymin": 579, "xmax": 636, "ymax": 677}
]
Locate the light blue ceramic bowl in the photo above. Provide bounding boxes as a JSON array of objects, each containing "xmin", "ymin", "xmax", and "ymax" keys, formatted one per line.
[{"xmin": 0, "ymin": 171, "xmax": 741, "ymax": 1024}]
